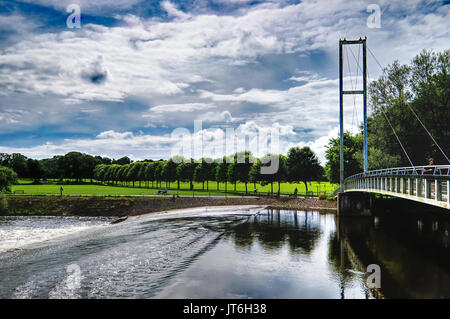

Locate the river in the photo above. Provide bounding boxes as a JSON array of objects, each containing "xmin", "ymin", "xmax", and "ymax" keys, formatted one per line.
[{"xmin": 0, "ymin": 206, "xmax": 449, "ymax": 299}]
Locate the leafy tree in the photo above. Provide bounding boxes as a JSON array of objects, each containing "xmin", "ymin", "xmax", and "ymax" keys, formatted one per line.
[
  {"xmin": 287, "ymin": 146, "xmax": 322, "ymax": 191},
  {"xmin": 126, "ymin": 163, "xmax": 141, "ymax": 187},
  {"xmin": 119, "ymin": 164, "xmax": 131, "ymax": 186},
  {"xmin": 59, "ymin": 152, "xmax": 84, "ymax": 182},
  {"xmin": 249, "ymin": 160, "xmax": 262, "ymax": 192},
  {"xmin": 325, "ymin": 133, "xmax": 362, "ymax": 184},
  {"xmin": 193, "ymin": 159, "xmax": 209, "ymax": 191},
  {"xmin": 81, "ymin": 154, "xmax": 100, "ymax": 183},
  {"xmin": 264, "ymin": 154, "xmax": 288, "ymax": 196},
  {"xmin": 27, "ymin": 159, "xmax": 42, "ymax": 183},
  {"xmin": 145, "ymin": 162, "xmax": 157, "ymax": 188},
  {"xmin": 368, "ymin": 49, "xmax": 449, "ymax": 165},
  {"xmin": 93, "ymin": 164, "xmax": 108, "ymax": 183},
  {"xmin": 137, "ymin": 162, "xmax": 148, "ymax": 187},
  {"xmin": 176, "ymin": 159, "xmax": 196, "ymax": 190},
  {"xmin": 161, "ymin": 159, "xmax": 178, "ymax": 188},
  {"xmin": 154, "ymin": 162, "xmax": 164, "ymax": 189},
  {"xmin": 215, "ymin": 157, "xmax": 229, "ymax": 192},
  {"xmin": 11, "ymin": 153, "xmax": 28, "ymax": 178},
  {"xmin": 226, "ymin": 162, "xmax": 239, "ymax": 192},
  {"xmin": 113, "ymin": 156, "xmax": 131, "ymax": 165},
  {"xmin": 40, "ymin": 156, "xmax": 64, "ymax": 180},
  {"xmin": 226, "ymin": 152, "xmax": 254, "ymax": 193},
  {"xmin": 0, "ymin": 153, "xmax": 11, "ymax": 167},
  {"xmin": 0, "ymin": 166, "xmax": 18, "ymax": 192}
]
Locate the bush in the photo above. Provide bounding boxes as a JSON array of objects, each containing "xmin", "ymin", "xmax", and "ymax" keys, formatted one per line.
[
  {"xmin": 318, "ymin": 194, "xmax": 327, "ymax": 200},
  {"xmin": 0, "ymin": 166, "xmax": 18, "ymax": 192}
]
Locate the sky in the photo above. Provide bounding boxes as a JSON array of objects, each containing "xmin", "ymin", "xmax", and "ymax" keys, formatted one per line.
[{"xmin": 0, "ymin": 0, "xmax": 449, "ymax": 164}]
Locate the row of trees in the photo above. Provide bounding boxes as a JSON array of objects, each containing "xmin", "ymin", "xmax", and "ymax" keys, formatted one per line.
[
  {"xmin": 0, "ymin": 152, "xmax": 133, "ymax": 183},
  {"xmin": 93, "ymin": 147, "xmax": 324, "ymax": 195}
]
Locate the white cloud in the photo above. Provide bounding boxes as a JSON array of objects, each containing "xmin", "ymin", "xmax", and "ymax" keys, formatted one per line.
[
  {"xmin": 161, "ymin": 1, "xmax": 190, "ymax": 20},
  {"xmin": 1, "ymin": 0, "xmax": 449, "ymax": 162},
  {"xmin": 147, "ymin": 103, "xmax": 214, "ymax": 113}
]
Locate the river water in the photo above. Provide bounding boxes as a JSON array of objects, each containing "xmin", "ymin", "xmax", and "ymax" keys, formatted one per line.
[{"xmin": 0, "ymin": 206, "xmax": 449, "ymax": 299}]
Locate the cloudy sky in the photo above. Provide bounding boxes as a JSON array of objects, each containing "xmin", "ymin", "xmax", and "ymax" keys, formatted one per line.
[{"xmin": 0, "ymin": 0, "xmax": 449, "ymax": 164}]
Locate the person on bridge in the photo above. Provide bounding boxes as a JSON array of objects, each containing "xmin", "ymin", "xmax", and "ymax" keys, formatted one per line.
[{"xmin": 424, "ymin": 158, "xmax": 434, "ymax": 174}]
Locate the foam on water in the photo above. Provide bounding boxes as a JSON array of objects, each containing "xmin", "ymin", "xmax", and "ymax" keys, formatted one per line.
[{"xmin": 0, "ymin": 216, "xmax": 112, "ymax": 253}]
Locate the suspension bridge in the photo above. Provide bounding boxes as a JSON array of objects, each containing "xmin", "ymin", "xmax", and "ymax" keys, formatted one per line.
[{"xmin": 337, "ymin": 37, "xmax": 449, "ymax": 215}]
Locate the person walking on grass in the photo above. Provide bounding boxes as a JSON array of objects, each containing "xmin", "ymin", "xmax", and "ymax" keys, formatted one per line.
[{"xmin": 60, "ymin": 186, "xmax": 64, "ymax": 197}]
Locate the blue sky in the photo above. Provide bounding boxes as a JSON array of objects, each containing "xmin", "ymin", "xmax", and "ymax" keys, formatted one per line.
[{"xmin": 0, "ymin": 0, "xmax": 449, "ymax": 163}]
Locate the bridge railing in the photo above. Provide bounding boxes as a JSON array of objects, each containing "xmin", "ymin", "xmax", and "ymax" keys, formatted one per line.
[{"xmin": 343, "ymin": 165, "xmax": 450, "ymax": 209}]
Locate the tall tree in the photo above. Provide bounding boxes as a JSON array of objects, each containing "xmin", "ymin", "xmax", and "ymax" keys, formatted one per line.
[
  {"xmin": 368, "ymin": 49, "xmax": 449, "ymax": 166},
  {"xmin": 127, "ymin": 163, "xmax": 141, "ymax": 187},
  {"xmin": 215, "ymin": 157, "xmax": 229, "ymax": 192},
  {"xmin": 176, "ymin": 159, "xmax": 196, "ymax": 190},
  {"xmin": 287, "ymin": 147, "xmax": 322, "ymax": 192},
  {"xmin": 325, "ymin": 133, "xmax": 363, "ymax": 184},
  {"xmin": 193, "ymin": 159, "xmax": 209, "ymax": 191},
  {"xmin": 27, "ymin": 159, "xmax": 42, "ymax": 183},
  {"xmin": 154, "ymin": 162, "xmax": 164, "ymax": 189},
  {"xmin": 161, "ymin": 159, "xmax": 177, "ymax": 188},
  {"xmin": 0, "ymin": 166, "xmax": 18, "ymax": 192},
  {"xmin": 11, "ymin": 153, "xmax": 28, "ymax": 178}
]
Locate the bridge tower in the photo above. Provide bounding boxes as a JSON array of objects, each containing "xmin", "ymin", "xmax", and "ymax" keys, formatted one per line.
[{"xmin": 339, "ymin": 37, "xmax": 368, "ymax": 192}]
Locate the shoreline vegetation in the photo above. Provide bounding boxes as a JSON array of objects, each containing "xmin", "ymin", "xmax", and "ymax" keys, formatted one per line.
[
  {"xmin": 11, "ymin": 178, "xmax": 338, "ymax": 197},
  {"xmin": 1, "ymin": 195, "xmax": 337, "ymax": 217}
]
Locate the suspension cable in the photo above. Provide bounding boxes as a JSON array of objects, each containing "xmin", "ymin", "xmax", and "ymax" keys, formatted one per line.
[
  {"xmin": 367, "ymin": 45, "xmax": 450, "ymax": 163},
  {"xmin": 380, "ymin": 108, "xmax": 417, "ymax": 172},
  {"xmin": 406, "ymin": 104, "xmax": 450, "ymax": 163},
  {"xmin": 366, "ymin": 66, "xmax": 417, "ymax": 172}
]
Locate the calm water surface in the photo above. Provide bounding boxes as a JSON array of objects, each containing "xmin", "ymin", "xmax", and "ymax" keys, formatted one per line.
[{"xmin": 0, "ymin": 207, "xmax": 449, "ymax": 299}]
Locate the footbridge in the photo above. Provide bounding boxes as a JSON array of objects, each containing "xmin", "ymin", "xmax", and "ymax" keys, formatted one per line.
[
  {"xmin": 337, "ymin": 38, "xmax": 449, "ymax": 215},
  {"xmin": 343, "ymin": 165, "xmax": 450, "ymax": 211}
]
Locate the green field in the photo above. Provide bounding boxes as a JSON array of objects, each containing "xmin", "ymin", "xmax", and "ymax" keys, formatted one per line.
[{"xmin": 11, "ymin": 179, "xmax": 338, "ymax": 196}]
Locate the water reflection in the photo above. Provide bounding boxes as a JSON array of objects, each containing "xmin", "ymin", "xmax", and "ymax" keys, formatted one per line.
[
  {"xmin": 335, "ymin": 210, "xmax": 450, "ymax": 299},
  {"xmin": 231, "ymin": 210, "xmax": 321, "ymax": 254},
  {"xmin": 157, "ymin": 210, "xmax": 368, "ymax": 299},
  {"xmin": 1, "ymin": 208, "xmax": 449, "ymax": 299}
]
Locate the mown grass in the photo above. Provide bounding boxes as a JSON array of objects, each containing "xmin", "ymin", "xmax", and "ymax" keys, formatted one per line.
[{"xmin": 12, "ymin": 179, "xmax": 339, "ymax": 196}]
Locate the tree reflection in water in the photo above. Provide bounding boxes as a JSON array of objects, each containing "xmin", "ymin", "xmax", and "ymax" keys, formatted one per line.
[{"xmin": 231, "ymin": 209, "xmax": 321, "ymax": 254}]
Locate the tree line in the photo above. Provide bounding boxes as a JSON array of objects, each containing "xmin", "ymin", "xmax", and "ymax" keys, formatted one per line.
[
  {"xmin": 0, "ymin": 152, "xmax": 133, "ymax": 184},
  {"xmin": 0, "ymin": 147, "xmax": 324, "ymax": 195},
  {"xmin": 93, "ymin": 147, "xmax": 324, "ymax": 195}
]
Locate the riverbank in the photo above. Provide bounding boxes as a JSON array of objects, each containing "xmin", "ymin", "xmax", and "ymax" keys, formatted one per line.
[{"xmin": 2, "ymin": 195, "xmax": 336, "ymax": 217}]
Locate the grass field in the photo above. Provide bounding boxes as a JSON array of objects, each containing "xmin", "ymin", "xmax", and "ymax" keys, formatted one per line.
[{"xmin": 11, "ymin": 179, "xmax": 339, "ymax": 196}]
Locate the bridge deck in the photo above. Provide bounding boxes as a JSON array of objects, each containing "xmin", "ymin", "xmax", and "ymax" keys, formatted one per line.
[{"xmin": 344, "ymin": 165, "xmax": 450, "ymax": 210}]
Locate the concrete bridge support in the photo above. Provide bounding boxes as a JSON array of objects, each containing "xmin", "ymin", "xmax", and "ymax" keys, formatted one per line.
[{"xmin": 338, "ymin": 192, "xmax": 375, "ymax": 216}]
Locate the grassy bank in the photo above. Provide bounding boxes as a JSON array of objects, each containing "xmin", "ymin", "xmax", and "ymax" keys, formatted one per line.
[{"xmin": 12, "ymin": 179, "xmax": 338, "ymax": 197}]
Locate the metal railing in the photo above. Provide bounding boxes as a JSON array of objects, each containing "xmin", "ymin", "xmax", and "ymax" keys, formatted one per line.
[{"xmin": 344, "ymin": 165, "xmax": 450, "ymax": 210}]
